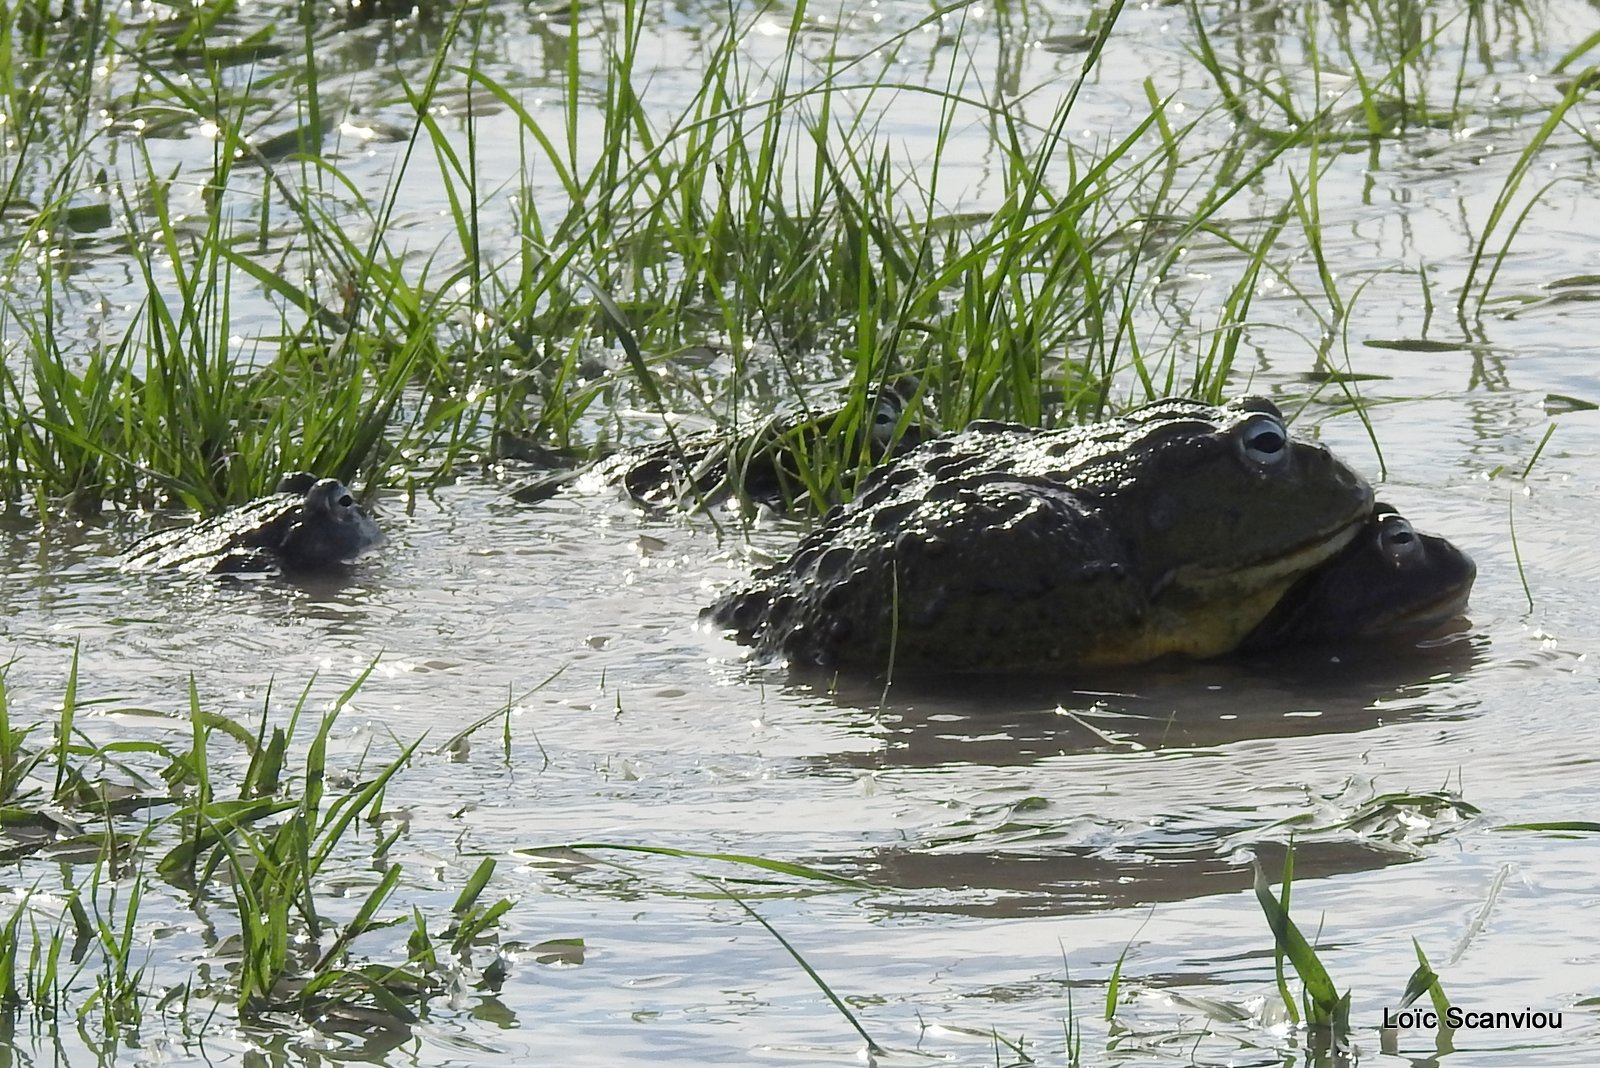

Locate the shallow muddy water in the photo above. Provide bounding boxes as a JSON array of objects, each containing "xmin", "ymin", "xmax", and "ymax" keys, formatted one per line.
[{"xmin": 5, "ymin": 0, "xmax": 1600, "ymax": 1064}]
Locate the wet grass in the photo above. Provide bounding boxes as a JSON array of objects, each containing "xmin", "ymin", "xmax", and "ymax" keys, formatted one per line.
[
  {"xmin": 0, "ymin": 650, "xmax": 919, "ymax": 1054},
  {"xmin": 0, "ymin": 0, "xmax": 1583, "ymax": 516},
  {"xmin": 0, "ymin": 650, "xmax": 521, "ymax": 1043},
  {"xmin": 1255, "ymin": 844, "xmax": 1352, "ymax": 1049},
  {"xmin": 1251, "ymin": 842, "xmax": 1472, "ymax": 1065}
]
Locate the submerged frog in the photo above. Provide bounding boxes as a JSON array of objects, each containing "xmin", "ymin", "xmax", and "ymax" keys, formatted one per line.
[
  {"xmin": 123, "ymin": 473, "xmax": 384, "ymax": 575},
  {"xmin": 1240, "ymin": 502, "xmax": 1475, "ymax": 651},
  {"xmin": 706, "ymin": 396, "xmax": 1378, "ymax": 673},
  {"xmin": 508, "ymin": 387, "xmax": 924, "ymax": 513}
]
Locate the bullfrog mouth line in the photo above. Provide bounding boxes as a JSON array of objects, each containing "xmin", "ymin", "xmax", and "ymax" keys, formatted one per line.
[
  {"xmin": 1163, "ymin": 502, "xmax": 1373, "ymax": 598},
  {"xmin": 1371, "ymin": 575, "xmax": 1476, "ymax": 634}
]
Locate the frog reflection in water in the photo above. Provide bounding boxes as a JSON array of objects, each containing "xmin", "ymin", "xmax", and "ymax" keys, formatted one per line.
[
  {"xmin": 707, "ymin": 396, "xmax": 1475, "ymax": 674},
  {"xmin": 123, "ymin": 473, "xmax": 384, "ymax": 575}
]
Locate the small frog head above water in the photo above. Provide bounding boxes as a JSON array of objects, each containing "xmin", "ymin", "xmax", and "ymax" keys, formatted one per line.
[
  {"xmin": 272, "ymin": 475, "xmax": 387, "ymax": 572},
  {"xmin": 708, "ymin": 395, "xmax": 1378, "ymax": 673},
  {"xmin": 123, "ymin": 472, "xmax": 384, "ymax": 575},
  {"xmin": 1241, "ymin": 502, "xmax": 1476, "ymax": 652}
]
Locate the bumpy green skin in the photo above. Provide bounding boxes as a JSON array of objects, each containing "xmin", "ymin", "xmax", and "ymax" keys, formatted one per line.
[
  {"xmin": 707, "ymin": 396, "xmax": 1377, "ymax": 673},
  {"xmin": 509, "ymin": 391, "xmax": 924, "ymax": 513},
  {"xmin": 123, "ymin": 474, "xmax": 384, "ymax": 575},
  {"xmin": 1240, "ymin": 503, "xmax": 1475, "ymax": 650}
]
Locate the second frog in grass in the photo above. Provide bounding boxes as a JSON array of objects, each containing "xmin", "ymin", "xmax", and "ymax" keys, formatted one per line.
[{"xmin": 508, "ymin": 386, "xmax": 926, "ymax": 514}]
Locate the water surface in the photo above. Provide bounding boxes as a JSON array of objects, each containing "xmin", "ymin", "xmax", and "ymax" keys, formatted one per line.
[{"xmin": 4, "ymin": 0, "xmax": 1600, "ymax": 1064}]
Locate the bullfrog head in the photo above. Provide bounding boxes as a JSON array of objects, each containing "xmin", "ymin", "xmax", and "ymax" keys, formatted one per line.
[
  {"xmin": 273, "ymin": 478, "xmax": 386, "ymax": 571},
  {"xmin": 124, "ymin": 473, "xmax": 383, "ymax": 575},
  {"xmin": 1241, "ymin": 502, "xmax": 1475, "ymax": 651}
]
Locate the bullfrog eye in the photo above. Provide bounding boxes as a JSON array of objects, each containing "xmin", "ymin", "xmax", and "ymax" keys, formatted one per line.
[
  {"xmin": 871, "ymin": 396, "xmax": 902, "ymax": 441},
  {"xmin": 306, "ymin": 479, "xmax": 360, "ymax": 518},
  {"xmin": 1377, "ymin": 512, "xmax": 1423, "ymax": 566},
  {"xmin": 1239, "ymin": 414, "xmax": 1289, "ymax": 466}
]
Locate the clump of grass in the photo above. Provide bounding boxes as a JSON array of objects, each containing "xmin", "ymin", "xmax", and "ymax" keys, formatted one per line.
[
  {"xmin": 0, "ymin": 0, "xmax": 1450, "ymax": 517},
  {"xmin": 1385, "ymin": 939, "xmax": 1456, "ymax": 1057},
  {"xmin": 0, "ymin": 0, "xmax": 490, "ymax": 514},
  {"xmin": 0, "ymin": 0, "xmax": 1585, "ymax": 540},
  {"xmin": 0, "ymin": 650, "xmax": 516, "ymax": 1038},
  {"xmin": 1184, "ymin": 0, "xmax": 1477, "ymax": 143},
  {"xmin": 1253, "ymin": 845, "xmax": 1350, "ymax": 1051},
  {"xmin": 1459, "ymin": 74, "xmax": 1598, "ymax": 315},
  {"xmin": 1, "ymin": 0, "xmax": 1582, "ymax": 519}
]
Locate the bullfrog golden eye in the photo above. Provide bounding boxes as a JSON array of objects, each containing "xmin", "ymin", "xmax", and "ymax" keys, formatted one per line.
[{"xmin": 1240, "ymin": 414, "xmax": 1288, "ymax": 465}]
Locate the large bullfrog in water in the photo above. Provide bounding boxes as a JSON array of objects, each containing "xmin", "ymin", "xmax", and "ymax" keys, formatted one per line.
[
  {"xmin": 123, "ymin": 473, "xmax": 384, "ymax": 575},
  {"xmin": 707, "ymin": 396, "xmax": 1430, "ymax": 673}
]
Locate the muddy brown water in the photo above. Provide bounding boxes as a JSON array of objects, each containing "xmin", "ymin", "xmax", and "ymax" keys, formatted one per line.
[{"xmin": 5, "ymin": 0, "xmax": 1600, "ymax": 1064}]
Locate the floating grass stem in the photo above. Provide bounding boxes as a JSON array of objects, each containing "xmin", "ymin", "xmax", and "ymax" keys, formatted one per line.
[
  {"xmin": 1508, "ymin": 491, "xmax": 1533, "ymax": 614},
  {"xmin": 716, "ymin": 881, "xmax": 885, "ymax": 1058}
]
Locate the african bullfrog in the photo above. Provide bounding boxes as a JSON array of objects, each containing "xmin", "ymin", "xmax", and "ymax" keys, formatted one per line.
[
  {"xmin": 706, "ymin": 396, "xmax": 1380, "ymax": 673},
  {"xmin": 508, "ymin": 387, "xmax": 924, "ymax": 513},
  {"xmin": 123, "ymin": 473, "xmax": 384, "ymax": 575},
  {"xmin": 1240, "ymin": 502, "xmax": 1475, "ymax": 651}
]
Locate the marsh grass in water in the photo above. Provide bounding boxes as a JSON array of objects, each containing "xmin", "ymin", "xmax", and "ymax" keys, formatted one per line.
[
  {"xmin": 1, "ymin": 0, "xmax": 1583, "ymax": 517},
  {"xmin": 0, "ymin": 652, "xmax": 902, "ymax": 1050},
  {"xmin": 0, "ymin": 651, "xmax": 521, "ymax": 1040},
  {"xmin": 1254, "ymin": 841, "xmax": 1461, "ymax": 1062}
]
